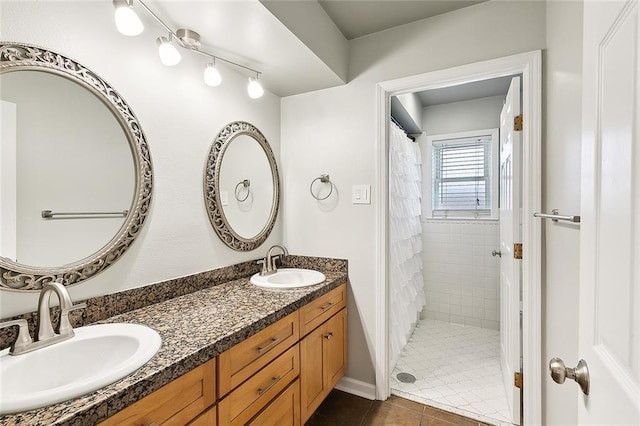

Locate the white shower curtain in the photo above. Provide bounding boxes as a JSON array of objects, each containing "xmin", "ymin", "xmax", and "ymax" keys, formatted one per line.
[{"xmin": 389, "ymin": 120, "xmax": 426, "ymax": 369}]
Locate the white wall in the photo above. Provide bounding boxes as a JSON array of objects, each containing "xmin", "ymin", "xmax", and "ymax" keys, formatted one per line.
[
  {"xmin": 422, "ymin": 220, "xmax": 500, "ymax": 330},
  {"xmin": 281, "ymin": 0, "xmax": 546, "ymax": 388},
  {"xmin": 0, "ymin": 1, "xmax": 283, "ymax": 317},
  {"xmin": 422, "ymin": 95, "xmax": 504, "ymax": 136},
  {"xmin": 420, "ymin": 96, "xmax": 503, "ymax": 331},
  {"xmin": 391, "ymin": 93, "xmax": 423, "ymax": 132}
]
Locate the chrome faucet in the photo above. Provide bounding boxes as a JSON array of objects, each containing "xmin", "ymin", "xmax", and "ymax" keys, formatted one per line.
[
  {"xmin": 258, "ymin": 244, "xmax": 289, "ymax": 276},
  {"xmin": 0, "ymin": 281, "xmax": 86, "ymax": 355}
]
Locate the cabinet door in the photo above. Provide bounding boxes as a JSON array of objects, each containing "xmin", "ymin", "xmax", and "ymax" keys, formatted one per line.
[
  {"xmin": 324, "ymin": 308, "xmax": 347, "ymax": 391},
  {"xmin": 300, "ymin": 322, "xmax": 326, "ymax": 422},
  {"xmin": 300, "ymin": 308, "xmax": 347, "ymax": 423}
]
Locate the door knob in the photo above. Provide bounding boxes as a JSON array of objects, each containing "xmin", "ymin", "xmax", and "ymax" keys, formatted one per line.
[
  {"xmin": 549, "ymin": 357, "xmax": 590, "ymax": 395},
  {"xmin": 491, "ymin": 250, "xmax": 502, "ymax": 257}
]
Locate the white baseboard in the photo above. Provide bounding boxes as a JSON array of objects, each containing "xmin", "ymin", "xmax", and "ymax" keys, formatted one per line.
[{"xmin": 334, "ymin": 376, "xmax": 376, "ymax": 400}]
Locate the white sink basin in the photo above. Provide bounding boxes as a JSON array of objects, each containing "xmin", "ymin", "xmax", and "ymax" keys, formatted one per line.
[
  {"xmin": 250, "ymin": 268, "xmax": 326, "ymax": 288},
  {"xmin": 0, "ymin": 323, "xmax": 161, "ymax": 414}
]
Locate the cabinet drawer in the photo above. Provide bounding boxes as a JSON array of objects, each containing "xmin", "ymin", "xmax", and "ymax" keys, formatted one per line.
[
  {"xmin": 218, "ymin": 311, "xmax": 298, "ymax": 397},
  {"xmin": 299, "ymin": 284, "xmax": 346, "ymax": 337},
  {"xmin": 99, "ymin": 358, "xmax": 216, "ymax": 426},
  {"xmin": 218, "ymin": 345, "xmax": 300, "ymax": 426},
  {"xmin": 188, "ymin": 405, "xmax": 217, "ymax": 425},
  {"xmin": 247, "ymin": 379, "xmax": 300, "ymax": 426}
]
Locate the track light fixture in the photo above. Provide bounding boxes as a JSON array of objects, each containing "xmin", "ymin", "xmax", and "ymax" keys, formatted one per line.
[{"xmin": 112, "ymin": 0, "xmax": 264, "ymax": 99}]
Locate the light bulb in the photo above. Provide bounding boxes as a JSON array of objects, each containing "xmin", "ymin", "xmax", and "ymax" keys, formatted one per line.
[
  {"xmin": 204, "ymin": 63, "xmax": 222, "ymax": 87},
  {"xmin": 156, "ymin": 37, "xmax": 181, "ymax": 66},
  {"xmin": 113, "ymin": 0, "xmax": 143, "ymax": 36},
  {"xmin": 247, "ymin": 77, "xmax": 264, "ymax": 99}
]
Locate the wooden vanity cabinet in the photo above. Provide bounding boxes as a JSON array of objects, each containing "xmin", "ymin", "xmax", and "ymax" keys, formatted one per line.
[
  {"xmin": 98, "ymin": 284, "xmax": 346, "ymax": 426},
  {"xmin": 220, "ymin": 284, "xmax": 347, "ymax": 426},
  {"xmin": 98, "ymin": 358, "xmax": 216, "ymax": 426}
]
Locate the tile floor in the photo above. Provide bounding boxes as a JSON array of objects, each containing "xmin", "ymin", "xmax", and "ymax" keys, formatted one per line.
[
  {"xmin": 305, "ymin": 389, "xmax": 491, "ymax": 426},
  {"xmin": 390, "ymin": 319, "xmax": 513, "ymax": 425}
]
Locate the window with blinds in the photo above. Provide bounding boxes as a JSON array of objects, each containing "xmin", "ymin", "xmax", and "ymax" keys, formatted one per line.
[
  {"xmin": 430, "ymin": 135, "xmax": 494, "ymax": 217},
  {"xmin": 432, "ymin": 138, "xmax": 492, "ymax": 213}
]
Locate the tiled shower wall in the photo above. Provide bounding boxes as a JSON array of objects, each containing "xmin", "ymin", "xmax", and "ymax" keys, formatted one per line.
[{"xmin": 421, "ymin": 220, "xmax": 500, "ymax": 330}]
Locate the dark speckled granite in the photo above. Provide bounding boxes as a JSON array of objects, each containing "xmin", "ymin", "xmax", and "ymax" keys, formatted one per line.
[
  {"xmin": 0, "ymin": 255, "xmax": 345, "ymax": 350},
  {"xmin": 0, "ymin": 256, "xmax": 347, "ymax": 425}
]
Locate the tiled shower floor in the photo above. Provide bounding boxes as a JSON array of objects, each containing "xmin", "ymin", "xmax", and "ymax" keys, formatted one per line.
[{"xmin": 390, "ymin": 319, "xmax": 514, "ymax": 425}]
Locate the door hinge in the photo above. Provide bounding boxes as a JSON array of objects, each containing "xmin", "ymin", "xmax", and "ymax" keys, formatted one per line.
[
  {"xmin": 514, "ymin": 372, "xmax": 523, "ymax": 389},
  {"xmin": 514, "ymin": 114, "xmax": 523, "ymax": 131},
  {"xmin": 513, "ymin": 243, "xmax": 523, "ymax": 260}
]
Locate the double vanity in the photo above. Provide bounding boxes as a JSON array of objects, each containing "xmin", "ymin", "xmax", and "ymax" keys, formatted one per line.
[
  {"xmin": 0, "ymin": 41, "xmax": 347, "ymax": 425},
  {"xmin": 0, "ymin": 256, "xmax": 348, "ymax": 425}
]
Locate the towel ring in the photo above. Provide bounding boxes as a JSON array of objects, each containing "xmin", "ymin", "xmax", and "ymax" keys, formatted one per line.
[
  {"xmin": 310, "ymin": 174, "xmax": 333, "ymax": 200},
  {"xmin": 235, "ymin": 179, "xmax": 251, "ymax": 202}
]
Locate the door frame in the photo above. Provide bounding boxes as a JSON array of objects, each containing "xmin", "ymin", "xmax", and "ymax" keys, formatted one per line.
[{"xmin": 374, "ymin": 50, "xmax": 542, "ymax": 425}]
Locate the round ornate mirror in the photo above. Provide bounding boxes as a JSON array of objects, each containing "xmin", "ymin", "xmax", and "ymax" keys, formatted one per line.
[
  {"xmin": 204, "ymin": 121, "xmax": 279, "ymax": 251},
  {"xmin": 0, "ymin": 42, "xmax": 153, "ymax": 291}
]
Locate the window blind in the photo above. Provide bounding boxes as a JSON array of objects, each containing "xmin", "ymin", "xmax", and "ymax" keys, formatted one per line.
[{"xmin": 432, "ymin": 137, "xmax": 492, "ymax": 213}]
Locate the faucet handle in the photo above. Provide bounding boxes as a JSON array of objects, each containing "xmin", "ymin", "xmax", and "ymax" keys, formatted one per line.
[
  {"xmin": 0, "ymin": 319, "xmax": 33, "ymax": 353},
  {"xmin": 257, "ymin": 259, "xmax": 269, "ymax": 276},
  {"xmin": 270, "ymin": 254, "xmax": 282, "ymax": 271},
  {"xmin": 58, "ymin": 302, "xmax": 87, "ymax": 335}
]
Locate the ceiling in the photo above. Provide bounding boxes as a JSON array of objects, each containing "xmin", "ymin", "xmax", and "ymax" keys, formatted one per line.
[
  {"xmin": 318, "ymin": 0, "xmax": 487, "ymax": 40},
  {"xmin": 140, "ymin": 0, "xmax": 487, "ymax": 97},
  {"xmin": 391, "ymin": 76, "xmax": 515, "ymax": 133},
  {"xmin": 416, "ymin": 75, "xmax": 514, "ymax": 107}
]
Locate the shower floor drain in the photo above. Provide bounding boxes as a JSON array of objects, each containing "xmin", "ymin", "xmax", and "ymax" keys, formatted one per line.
[{"xmin": 396, "ymin": 372, "xmax": 416, "ymax": 383}]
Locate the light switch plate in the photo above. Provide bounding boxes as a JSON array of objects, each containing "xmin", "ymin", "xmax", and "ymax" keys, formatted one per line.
[
  {"xmin": 220, "ymin": 190, "xmax": 229, "ymax": 206},
  {"xmin": 352, "ymin": 185, "xmax": 371, "ymax": 204}
]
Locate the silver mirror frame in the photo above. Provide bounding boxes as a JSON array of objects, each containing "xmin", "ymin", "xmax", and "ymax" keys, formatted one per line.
[
  {"xmin": 204, "ymin": 121, "xmax": 280, "ymax": 251},
  {"xmin": 0, "ymin": 42, "xmax": 153, "ymax": 291}
]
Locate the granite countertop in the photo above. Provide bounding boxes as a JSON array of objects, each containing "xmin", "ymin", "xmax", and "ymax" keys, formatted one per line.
[{"xmin": 1, "ymin": 271, "xmax": 347, "ymax": 426}]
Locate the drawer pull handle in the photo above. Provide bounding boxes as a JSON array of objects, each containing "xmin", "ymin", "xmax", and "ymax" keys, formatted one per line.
[
  {"xmin": 324, "ymin": 332, "xmax": 335, "ymax": 340},
  {"xmin": 320, "ymin": 302, "xmax": 334, "ymax": 311},
  {"xmin": 258, "ymin": 376, "xmax": 281, "ymax": 396},
  {"xmin": 257, "ymin": 337, "xmax": 281, "ymax": 354}
]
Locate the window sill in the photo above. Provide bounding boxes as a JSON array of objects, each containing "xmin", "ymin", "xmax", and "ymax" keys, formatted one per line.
[{"xmin": 423, "ymin": 217, "xmax": 499, "ymax": 223}]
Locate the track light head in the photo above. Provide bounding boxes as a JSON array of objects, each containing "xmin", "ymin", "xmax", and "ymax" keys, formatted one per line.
[
  {"xmin": 156, "ymin": 36, "xmax": 181, "ymax": 66},
  {"xmin": 204, "ymin": 63, "xmax": 222, "ymax": 87},
  {"xmin": 247, "ymin": 77, "xmax": 264, "ymax": 99},
  {"xmin": 113, "ymin": 0, "xmax": 144, "ymax": 36}
]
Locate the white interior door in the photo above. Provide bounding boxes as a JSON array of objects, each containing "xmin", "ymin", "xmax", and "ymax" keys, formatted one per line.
[
  {"xmin": 578, "ymin": 0, "xmax": 640, "ymax": 423},
  {"xmin": 499, "ymin": 76, "xmax": 522, "ymax": 425}
]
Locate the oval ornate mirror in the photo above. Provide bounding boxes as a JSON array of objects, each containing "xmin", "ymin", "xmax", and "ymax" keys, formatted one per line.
[
  {"xmin": 204, "ymin": 121, "xmax": 279, "ymax": 251},
  {"xmin": 0, "ymin": 42, "xmax": 153, "ymax": 291}
]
